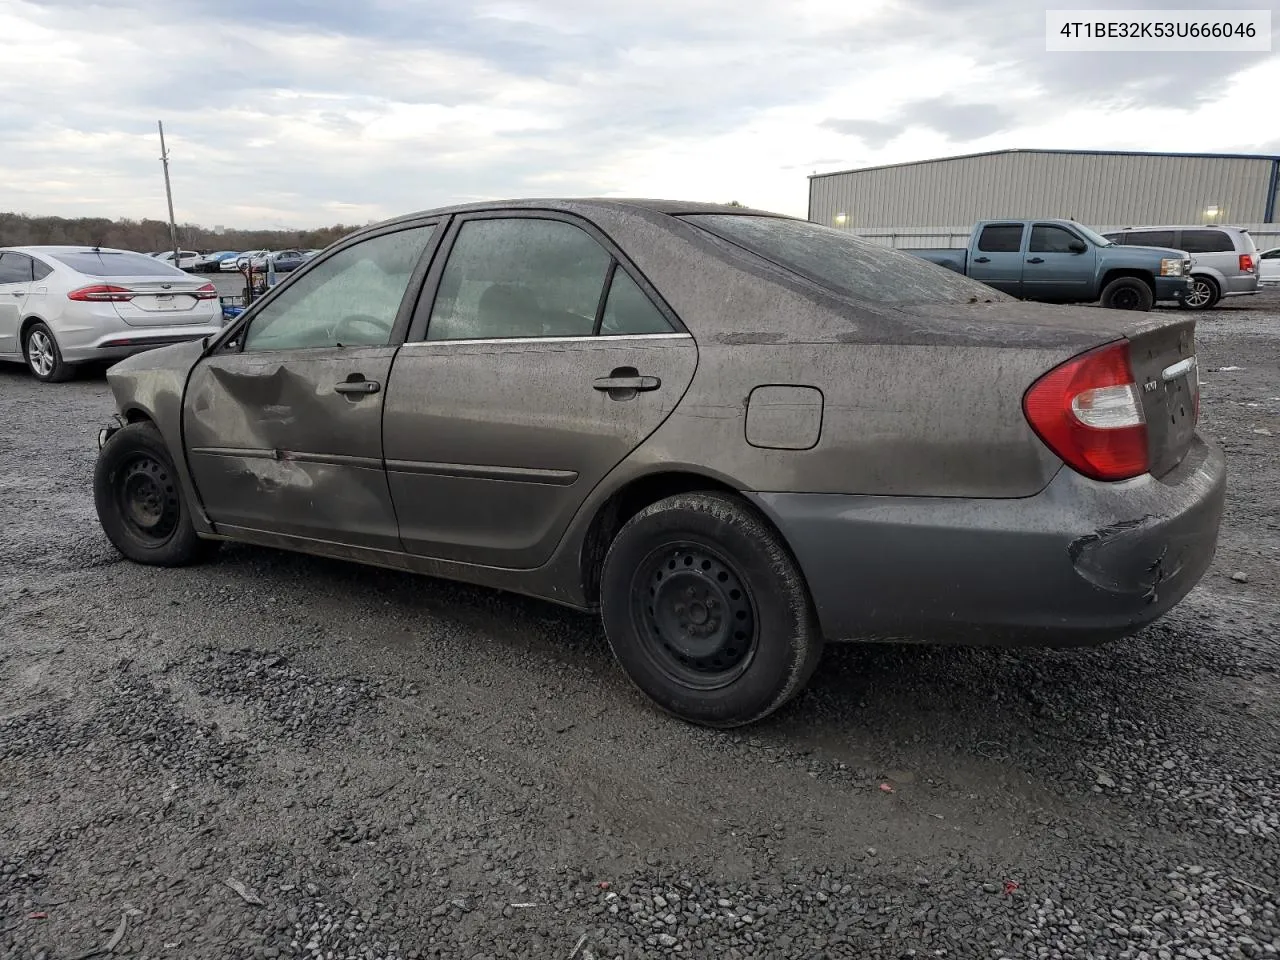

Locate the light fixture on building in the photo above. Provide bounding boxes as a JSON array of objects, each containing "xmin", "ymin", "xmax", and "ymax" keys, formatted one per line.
[
  {"xmin": 1204, "ymin": 204, "xmax": 1221, "ymax": 221},
  {"xmin": 834, "ymin": 212, "xmax": 848, "ymax": 226}
]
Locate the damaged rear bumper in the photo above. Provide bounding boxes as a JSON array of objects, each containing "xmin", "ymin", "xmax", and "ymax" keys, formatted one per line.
[{"xmin": 748, "ymin": 435, "xmax": 1226, "ymax": 646}]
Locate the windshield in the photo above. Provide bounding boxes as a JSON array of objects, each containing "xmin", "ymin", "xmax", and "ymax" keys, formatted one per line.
[
  {"xmin": 1073, "ymin": 223, "xmax": 1114, "ymax": 247},
  {"xmin": 51, "ymin": 250, "xmax": 188, "ymax": 277},
  {"xmin": 681, "ymin": 214, "xmax": 1012, "ymax": 304}
]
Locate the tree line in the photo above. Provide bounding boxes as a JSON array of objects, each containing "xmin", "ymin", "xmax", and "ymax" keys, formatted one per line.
[{"xmin": 0, "ymin": 212, "xmax": 362, "ymax": 254}]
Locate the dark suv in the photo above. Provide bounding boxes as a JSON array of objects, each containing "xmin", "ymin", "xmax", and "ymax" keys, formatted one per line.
[{"xmin": 1103, "ymin": 225, "xmax": 1260, "ymax": 310}]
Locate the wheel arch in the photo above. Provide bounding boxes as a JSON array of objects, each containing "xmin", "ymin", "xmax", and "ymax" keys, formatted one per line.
[{"xmin": 578, "ymin": 467, "xmax": 790, "ymax": 606}]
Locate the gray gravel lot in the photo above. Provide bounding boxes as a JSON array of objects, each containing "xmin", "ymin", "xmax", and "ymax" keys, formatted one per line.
[{"xmin": 2, "ymin": 292, "xmax": 1279, "ymax": 960}]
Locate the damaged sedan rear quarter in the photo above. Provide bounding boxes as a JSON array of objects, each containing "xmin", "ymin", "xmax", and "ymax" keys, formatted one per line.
[{"xmin": 92, "ymin": 200, "xmax": 1227, "ymax": 727}]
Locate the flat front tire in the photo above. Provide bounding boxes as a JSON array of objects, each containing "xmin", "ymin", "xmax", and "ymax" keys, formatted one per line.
[
  {"xmin": 599, "ymin": 492, "xmax": 823, "ymax": 728},
  {"xmin": 94, "ymin": 421, "xmax": 218, "ymax": 566}
]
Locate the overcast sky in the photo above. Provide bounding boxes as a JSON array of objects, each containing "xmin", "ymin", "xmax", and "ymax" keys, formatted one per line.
[{"xmin": 2, "ymin": 0, "xmax": 1276, "ymax": 228}]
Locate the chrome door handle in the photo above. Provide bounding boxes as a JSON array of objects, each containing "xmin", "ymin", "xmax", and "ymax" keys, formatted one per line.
[{"xmin": 334, "ymin": 379, "xmax": 380, "ymax": 395}]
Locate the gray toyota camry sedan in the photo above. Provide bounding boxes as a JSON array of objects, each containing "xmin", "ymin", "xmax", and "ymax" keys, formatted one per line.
[{"xmin": 92, "ymin": 199, "xmax": 1226, "ymax": 728}]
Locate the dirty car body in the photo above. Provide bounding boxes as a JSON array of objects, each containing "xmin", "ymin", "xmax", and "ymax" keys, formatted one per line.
[{"xmin": 94, "ymin": 199, "xmax": 1226, "ymax": 727}]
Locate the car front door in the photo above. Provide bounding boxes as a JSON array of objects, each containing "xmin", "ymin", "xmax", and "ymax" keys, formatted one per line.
[
  {"xmin": 0, "ymin": 253, "xmax": 33, "ymax": 357},
  {"xmin": 967, "ymin": 223, "xmax": 1025, "ymax": 296},
  {"xmin": 182, "ymin": 222, "xmax": 440, "ymax": 549},
  {"xmin": 1022, "ymin": 222, "xmax": 1097, "ymax": 301},
  {"xmin": 382, "ymin": 212, "xmax": 698, "ymax": 568}
]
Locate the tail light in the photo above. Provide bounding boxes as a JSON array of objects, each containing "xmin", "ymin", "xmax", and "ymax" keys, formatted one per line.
[
  {"xmin": 68, "ymin": 284, "xmax": 134, "ymax": 302},
  {"xmin": 194, "ymin": 282, "xmax": 219, "ymax": 300},
  {"xmin": 1239, "ymin": 254, "xmax": 1255, "ymax": 273},
  {"xmin": 1023, "ymin": 340, "xmax": 1149, "ymax": 482}
]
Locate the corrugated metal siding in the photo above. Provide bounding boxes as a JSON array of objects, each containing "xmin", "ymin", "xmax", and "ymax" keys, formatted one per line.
[{"xmin": 809, "ymin": 152, "xmax": 1274, "ymax": 229}]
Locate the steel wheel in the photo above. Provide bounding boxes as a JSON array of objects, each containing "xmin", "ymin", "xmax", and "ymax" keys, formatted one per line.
[
  {"xmin": 631, "ymin": 540, "xmax": 759, "ymax": 691},
  {"xmin": 115, "ymin": 455, "xmax": 181, "ymax": 545},
  {"xmin": 26, "ymin": 329, "xmax": 55, "ymax": 378},
  {"xmin": 1185, "ymin": 278, "xmax": 1214, "ymax": 309}
]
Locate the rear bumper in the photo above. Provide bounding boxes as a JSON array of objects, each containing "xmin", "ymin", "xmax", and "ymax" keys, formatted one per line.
[
  {"xmin": 62, "ymin": 323, "xmax": 223, "ymax": 362},
  {"xmin": 749, "ymin": 435, "xmax": 1226, "ymax": 646},
  {"xmin": 1154, "ymin": 276, "xmax": 1192, "ymax": 302},
  {"xmin": 1221, "ymin": 273, "xmax": 1259, "ymax": 297}
]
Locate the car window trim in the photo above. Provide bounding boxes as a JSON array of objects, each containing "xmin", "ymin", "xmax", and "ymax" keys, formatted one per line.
[
  {"xmin": 400, "ymin": 332, "xmax": 692, "ymax": 349},
  {"xmin": 1029, "ymin": 222, "xmax": 1084, "ymax": 254},
  {"xmin": 205, "ymin": 218, "xmax": 447, "ymax": 356},
  {"xmin": 404, "ymin": 208, "xmax": 687, "ymax": 344},
  {"xmin": 976, "ymin": 222, "xmax": 1026, "ymax": 254}
]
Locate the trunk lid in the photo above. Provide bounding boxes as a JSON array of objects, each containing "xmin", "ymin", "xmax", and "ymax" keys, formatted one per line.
[
  {"xmin": 1126, "ymin": 318, "xmax": 1199, "ymax": 478},
  {"xmin": 108, "ymin": 276, "xmax": 219, "ymax": 327}
]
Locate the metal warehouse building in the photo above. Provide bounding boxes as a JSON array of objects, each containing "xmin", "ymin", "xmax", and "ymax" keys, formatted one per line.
[{"xmin": 808, "ymin": 149, "xmax": 1280, "ymax": 245}]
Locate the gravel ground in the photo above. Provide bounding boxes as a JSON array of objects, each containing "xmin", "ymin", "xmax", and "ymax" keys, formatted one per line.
[{"xmin": 2, "ymin": 292, "xmax": 1278, "ymax": 960}]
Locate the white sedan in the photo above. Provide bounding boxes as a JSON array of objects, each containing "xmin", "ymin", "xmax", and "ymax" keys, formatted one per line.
[
  {"xmin": 152, "ymin": 249, "xmax": 205, "ymax": 271},
  {"xmin": 0, "ymin": 246, "xmax": 224, "ymax": 382},
  {"xmin": 1259, "ymin": 247, "xmax": 1280, "ymax": 285},
  {"xmin": 222, "ymin": 250, "xmax": 268, "ymax": 271}
]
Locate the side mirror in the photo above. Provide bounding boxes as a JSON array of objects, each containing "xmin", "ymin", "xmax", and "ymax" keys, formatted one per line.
[{"xmin": 1069, "ymin": 240, "xmax": 1087, "ymax": 253}]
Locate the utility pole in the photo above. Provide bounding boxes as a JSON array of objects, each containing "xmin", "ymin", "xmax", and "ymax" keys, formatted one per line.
[{"xmin": 158, "ymin": 121, "xmax": 180, "ymax": 265}]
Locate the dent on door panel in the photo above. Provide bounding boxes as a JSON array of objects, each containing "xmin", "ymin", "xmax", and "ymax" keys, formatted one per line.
[{"xmin": 183, "ymin": 348, "xmax": 400, "ymax": 547}]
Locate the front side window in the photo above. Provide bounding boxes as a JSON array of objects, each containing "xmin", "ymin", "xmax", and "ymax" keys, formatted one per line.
[
  {"xmin": 1029, "ymin": 225, "xmax": 1082, "ymax": 253},
  {"xmin": 0, "ymin": 253, "xmax": 33, "ymax": 284},
  {"xmin": 427, "ymin": 218, "xmax": 612, "ymax": 341},
  {"xmin": 243, "ymin": 225, "xmax": 435, "ymax": 351},
  {"xmin": 977, "ymin": 224, "xmax": 1024, "ymax": 253}
]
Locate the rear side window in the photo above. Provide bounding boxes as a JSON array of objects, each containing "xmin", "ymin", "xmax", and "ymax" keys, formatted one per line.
[
  {"xmin": 32, "ymin": 259, "xmax": 53, "ymax": 281},
  {"xmin": 427, "ymin": 218, "xmax": 612, "ymax": 340},
  {"xmin": 1125, "ymin": 230, "xmax": 1177, "ymax": 248},
  {"xmin": 682, "ymin": 215, "xmax": 1012, "ymax": 304},
  {"xmin": 600, "ymin": 269, "xmax": 673, "ymax": 335},
  {"xmin": 977, "ymin": 224, "xmax": 1024, "ymax": 253},
  {"xmin": 0, "ymin": 253, "xmax": 33, "ymax": 283},
  {"xmin": 1181, "ymin": 230, "xmax": 1234, "ymax": 253},
  {"xmin": 51, "ymin": 251, "xmax": 187, "ymax": 277}
]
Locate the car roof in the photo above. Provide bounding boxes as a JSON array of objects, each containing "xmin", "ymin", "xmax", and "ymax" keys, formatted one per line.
[
  {"xmin": 371, "ymin": 197, "xmax": 789, "ymax": 231},
  {"xmin": 0, "ymin": 245, "xmax": 144, "ymax": 257},
  {"xmin": 1112, "ymin": 224, "xmax": 1247, "ymax": 232}
]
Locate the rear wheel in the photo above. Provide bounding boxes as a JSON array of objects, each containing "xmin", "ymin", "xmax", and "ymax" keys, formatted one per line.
[
  {"xmin": 1099, "ymin": 277, "xmax": 1154, "ymax": 311},
  {"xmin": 1180, "ymin": 275, "xmax": 1220, "ymax": 310},
  {"xmin": 24, "ymin": 321, "xmax": 74, "ymax": 382},
  {"xmin": 599, "ymin": 492, "xmax": 823, "ymax": 728},
  {"xmin": 94, "ymin": 421, "xmax": 219, "ymax": 566}
]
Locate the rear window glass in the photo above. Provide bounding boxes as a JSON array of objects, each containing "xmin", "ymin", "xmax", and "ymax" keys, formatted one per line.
[
  {"xmin": 50, "ymin": 251, "xmax": 187, "ymax": 277},
  {"xmin": 682, "ymin": 215, "xmax": 1011, "ymax": 304},
  {"xmin": 1181, "ymin": 230, "xmax": 1235, "ymax": 254}
]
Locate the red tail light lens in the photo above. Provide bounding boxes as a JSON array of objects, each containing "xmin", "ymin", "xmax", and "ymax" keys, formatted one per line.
[
  {"xmin": 194, "ymin": 282, "xmax": 219, "ymax": 300},
  {"xmin": 1239, "ymin": 254, "xmax": 1255, "ymax": 272},
  {"xmin": 68, "ymin": 284, "xmax": 134, "ymax": 302},
  {"xmin": 1023, "ymin": 340, "xmax": 1149, "ymax": 482}
]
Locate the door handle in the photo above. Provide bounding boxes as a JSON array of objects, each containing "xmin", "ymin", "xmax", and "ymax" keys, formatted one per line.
[
  {"xmin": 334, "ymin": 378, "xmax": 380, "ymax": 395},
  {"xmin": 1026, "ymin": 257, "xmax": 1045, "ymax": 264},
  {"xmin": 594, "ymin": 375, "xmax": 660, "ymax": 392},
  {"xmin": 972, "ymin": 256, "xmax": 990, "ymax": 263},
  {"xmin": 11, "ymin": 291, "xmax": 26, "ymax": 297}
]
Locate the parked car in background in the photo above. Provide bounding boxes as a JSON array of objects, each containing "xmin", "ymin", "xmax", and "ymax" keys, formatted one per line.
[
  {"xmin": 910, "ymin": 219, "xmax": 1192, "ymax": 310},
  {"xmin": 1102, "ymin": 225, "xmax": 1260, "ymax": 309},
  {"xmin": 152, "ymin": 250, "xmax": 205, "ymax": 271},
  {"xmin": 89, "ymin": 200, "xmax": 1224, "ymax": 728},
  {"xmin": 269, "ymin": 249, "xmax": 308, "ymax": 272},
  {"xmin": 197, "ymin": 251, "xmax": 240, "ymax": 273},
  {"xmin": 223, "ymin": 250, "xmax": 267, "ymax": 271},
  {"xmin": 0, "ymin": 246, "xmax": 223, "ymax": 382},
  {"xmin": 1252, "ymin": 247, "xmax": 1278, "ymax": 285}
]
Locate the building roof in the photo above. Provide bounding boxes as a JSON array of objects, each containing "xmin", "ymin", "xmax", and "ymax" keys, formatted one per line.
[{"xmin": 809, "ymin": 148, "xmax": 1280, "ymax": 181}]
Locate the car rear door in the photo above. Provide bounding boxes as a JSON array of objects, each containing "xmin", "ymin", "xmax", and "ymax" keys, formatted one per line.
[
  {"xmin": 1022, "ymin": 222, "xmax": 1096, "ymax": 300},
  {"xmin": 0, "ymin": 253, "xmax": 33, "ymax": 357},
  {"xmin": 182, "ymin": 221, "xmax": 441, "ymax": 550},
  {"xmin": 382, "ymin": 212, "xmax": 697, "ymax": 569},
  {"xmin": 967, "ymin": 223, "xmax": 1025, "ymax": 296}
]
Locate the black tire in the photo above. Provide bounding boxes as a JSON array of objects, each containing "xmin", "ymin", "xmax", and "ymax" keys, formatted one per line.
[
  {"xmin": 94, "ymin": 421, "xmax": 219, "ymax": 566},
  {"xmin": 599, "ymin": 492, "xmax": 823, "ymax": 728},
  {"xmin": 23, "ymin": 321, "xmax": 75, "ymax": 382},
  {"xmin": 1099, "ymin": 277, "xmax": 1154, "ymax": 312},
  {"xmin": 1179, "ymin": 275, "xmax": 1220, "ymax": 311}
]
